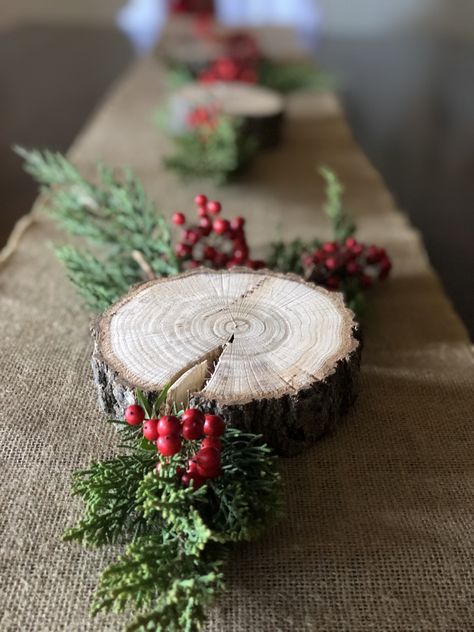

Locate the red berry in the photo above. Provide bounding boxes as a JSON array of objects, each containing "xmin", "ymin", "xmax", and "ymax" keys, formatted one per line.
[
  {"xmin": 361, "ymin": 274, "xmax": 373, "ymax": 288},
  {"xmin": 233, "ymin": 247, "xmax": 248, "ymax": 263},
  {"xmin": 213, "ymin": 218, "xmax": 230, "ymax": 235},
  {"xmin": 196, "ymin": 447, "xmax": 221, "ymax": 478},
  {"xmin": 182, "ymin": 419, "xmax": 204, "ymax": 441},
  {"xmin": 201, "ymin": 436, "xmax": 222, "ymax": 451},
  {"xmin": 366, "ymin": 245, "xmax": 380, "ymax": 264},
  {"xmin": 157, "ymin": 434, "xmax": 182, "ymax": 457},
  {"xmin": 231, "ymin": 216, "xmax": 245, "ymax": 230},
  {"xmin": 172, "ymin": 212, "xmax": 186, "ymax": 225},
  {"xmin": 323, "ymin": 242, "xmax": 338, "ymax": 253},
  {"xmin": 197, "ymin": 205, "xmax": 208, "ymax": 218},
  {"xmin": 175, "ymin": 243, "xmax": 192, "ymax": 258},
  {"xmin": 184, "ymin": 229, "xmax": 200, "ymax": 245},
  {"xmin": 186, "ymin": 458, "xmax": 200, "ymax": 474},
  {"xmin": 226, "ymin": 258, "xmax": 238, "ymax": 269},
  {"xmin": 194, "ymin": 194, "xmax": 207, "ymax": 207},
  {"xmin": 207, "ymin": 200, "xmax": 222, "ymax": 214},
  {"xmin": 379, "ymin": 258, "xmax": 392, "ymax": 280},
  {"xmin": 188, "ymin": 260, "xmax": 200, "ymax": 269},
  {"xmin": 345, "ymin": 237, "xmax": 357, "ymax": 249},
  {"xmin": 203, "ymin": 414, "xmax": 225, "ymax": 437},
  {"xmin": 346, "ymin": 261, "xmax": 361, "ymax": 276},
  {"xmin": 181, "ymin": 472, "xmax": 206, "ymax": 489},
  {"xmin": 325, "ymin": 257, "xmax": 338, "ymax": 270},
  {"xmin": 124, "ymin": 404, "xmax": 145, "ymax": 426},
  {"xmin": 182, "ymin": 408, "xmax": 205, "ymax": 424},
  {"xmin": 326, "ymin": 276, "xmax": 340, "ymax": 289},
  {"xmin": 199, "ymin": 216, "xmax": 212, "ymax": 231},
  {"xmin": 204, "ymin": 246, "xmax": 217, "ymax": 261},
  {"xmin": 351, "ymin": 243, "xmax": 364, "ymax": 256},
  {"xmin": 143, "ymin": 419, "xmax": 159, "ymax": 441},
  {"xmin": 157, "ymin": 415, "xmax": 181, "ymax": 436},
  {"xmin": 214, "ymin": 253, "xmax": 228, "ymax": 267},
  {"xmin": 314, "ymin": 249, "xmax": 324, "ymax": 261}
]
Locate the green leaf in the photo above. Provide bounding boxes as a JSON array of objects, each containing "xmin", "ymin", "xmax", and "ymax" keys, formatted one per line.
[
  {"xmin": 134, "ymin": 389, "xmax": 153, "ymax": 418},
  {"xmin": 151, "ymin": 384, "xmax": 170, "ymax": 418}
]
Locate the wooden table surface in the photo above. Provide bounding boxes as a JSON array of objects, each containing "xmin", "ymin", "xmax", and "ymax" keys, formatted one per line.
[{"xmin": 1, "ymin": 24, "xmax": 472, "ymax": 336}]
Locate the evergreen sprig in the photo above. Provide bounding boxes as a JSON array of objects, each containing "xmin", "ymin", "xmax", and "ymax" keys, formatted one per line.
[
  {"xmin": 165, "ymin": 59, "xmax": 334, "ymax": 95},
  {"xmin": 137, "ymin": 469, "xmax": 212, "ymax": 556},
  {"xmin": 269, "ymin": 165, "xmax": 355, "ymax": 273},
  {"xmin": 164, "ymin": 116, "xmax": 258, "ymax": 184},
  {"xmin": 63, "ymin": 451, "xmax": 157, "ymax": 546},
  {"xmin": 258, "ymin": 59, "xmax": 335, "ymax": 94},
  {"xmin": 64, "ymin": 389, "xmax": 281, "ymax": 632},
  {"xmin": 92, "ymin": 534, "xmax": 225, "ymax": 632},
  {"xmin": 267, "ymin": 237, "xmax": 321, "ymax": 275},
  {"xmin": 206, "ymin": 429, "xmax": 282, "ymax": 541},
  {"xmin": 16, "ymin": 147, "xmax": 180, "ymax": 311},
  {"xmin": 319, "ymin": 165, "xmax": 356, "ymax": 242}
]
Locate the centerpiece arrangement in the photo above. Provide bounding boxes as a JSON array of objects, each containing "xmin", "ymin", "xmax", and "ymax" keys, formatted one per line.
[
  {"xmin": 16, "ymin": 24, "xmax": 391, "ymax": 631},
  {"xmin": 161, "ymin": 25, "xmax": 332, "ymax": 182}
]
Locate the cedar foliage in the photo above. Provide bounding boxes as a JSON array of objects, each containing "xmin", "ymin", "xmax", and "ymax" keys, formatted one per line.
[
  {"xmin": 164, "ymin": 115, "xmax": 258, "ymax": 184},
  {"xmin": 16, "ymin": 146, "xmax": 179, "ymax": 311},
  {"xmin": 64, "ymin": 389, "xmax": 281, "ymax": 632}
]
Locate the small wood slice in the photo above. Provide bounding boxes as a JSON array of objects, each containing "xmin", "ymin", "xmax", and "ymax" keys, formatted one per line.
[
  {"xmin": 92, "ymin": 268, "xmax": 361, "ymax": 455},
  {"xmin": 169, "ymin": 81, "xmax": 285, "ymax": 148}
]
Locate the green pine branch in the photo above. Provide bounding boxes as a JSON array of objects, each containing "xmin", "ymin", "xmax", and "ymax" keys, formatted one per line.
[
  {"xmin": 266, "ymin": 237, "xmax": 321, "ymax": 275},
  {"xmin": 63, "ymin": 452, "xmax": 157, "ymax": 546},
  {"xmin": 258, "ymin": 59, "xmax": 336, "ymax": 94},
  {"xmin": 137, "ymin": 469, "xmax": 212, "ymax": 556},
  {"xmin": 205, "ymin": 428, "xmax": 282, "ymax": 542},
  {"xmin": 54, "ymin": 245, "xmax": 136, "ymax": 312},
  {"xmin": 64, "ymin": 389, "xmax": 282, "ymax": 632},
  {"xmin": 319, "ymin": 165, "xmax": 356, "ymax": 242},
  {"xmin": 16, "ymin": 147, "xmax": 180, "ymax": 311},
  {"xmin": 268, "ymin": 165, "xmax": 355, "ymax": 274},
  {"xmin": 93, "ymin": 534, "xmax": 225, "ymax": 632},
  {"xmin": 164, "ymin": 116, "xmax": 258, "ymax": 185}
]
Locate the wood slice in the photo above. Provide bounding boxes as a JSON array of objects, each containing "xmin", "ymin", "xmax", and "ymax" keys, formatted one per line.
[
  {"xmin": 169, "ymin": 81, "xmax": 285, "ymax": 149},
  {"xmin": 92, "ymin": 268, "xmax": 361, "ymax": 455}
]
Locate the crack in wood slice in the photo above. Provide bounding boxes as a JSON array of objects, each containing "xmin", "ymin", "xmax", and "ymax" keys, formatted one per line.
[{"xmin": 92, "ymin": 268, "xmax": 361, "ymax": 455}]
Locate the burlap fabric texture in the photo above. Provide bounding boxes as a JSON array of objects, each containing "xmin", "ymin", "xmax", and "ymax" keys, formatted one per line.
[{"xmin": 0, "ymin": 57, "xmax": 473, "ymax": 631}]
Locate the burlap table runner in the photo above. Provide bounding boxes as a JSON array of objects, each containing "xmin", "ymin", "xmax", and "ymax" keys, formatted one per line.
[{"xmin": 1, "ymin": 57, "xmax": 473, "ymax": 631}]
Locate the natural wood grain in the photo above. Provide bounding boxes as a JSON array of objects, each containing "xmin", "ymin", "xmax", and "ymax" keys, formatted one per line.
[{"xmin": 92, "ymin": 267, "xmax": 361, "ymax": 454}]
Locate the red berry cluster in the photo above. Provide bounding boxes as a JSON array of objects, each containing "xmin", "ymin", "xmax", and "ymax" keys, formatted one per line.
[
  {"xmin": 186, "ymin": 104, "xmax": 220, "ymax": 131},
  {"xmin": 198, "ymin": 57, "xmax": 258, "ymax": 84},
  {"xmin": 124, "ymin": 404, "xmax": 225, "ymax": 489},
  {"xmin": 302, "ymin": 237, "xmax": 392, "ymax": 290},
  {"xmin": 172, "ymin": 194, "xmax": 265, "ymax": 270}
]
